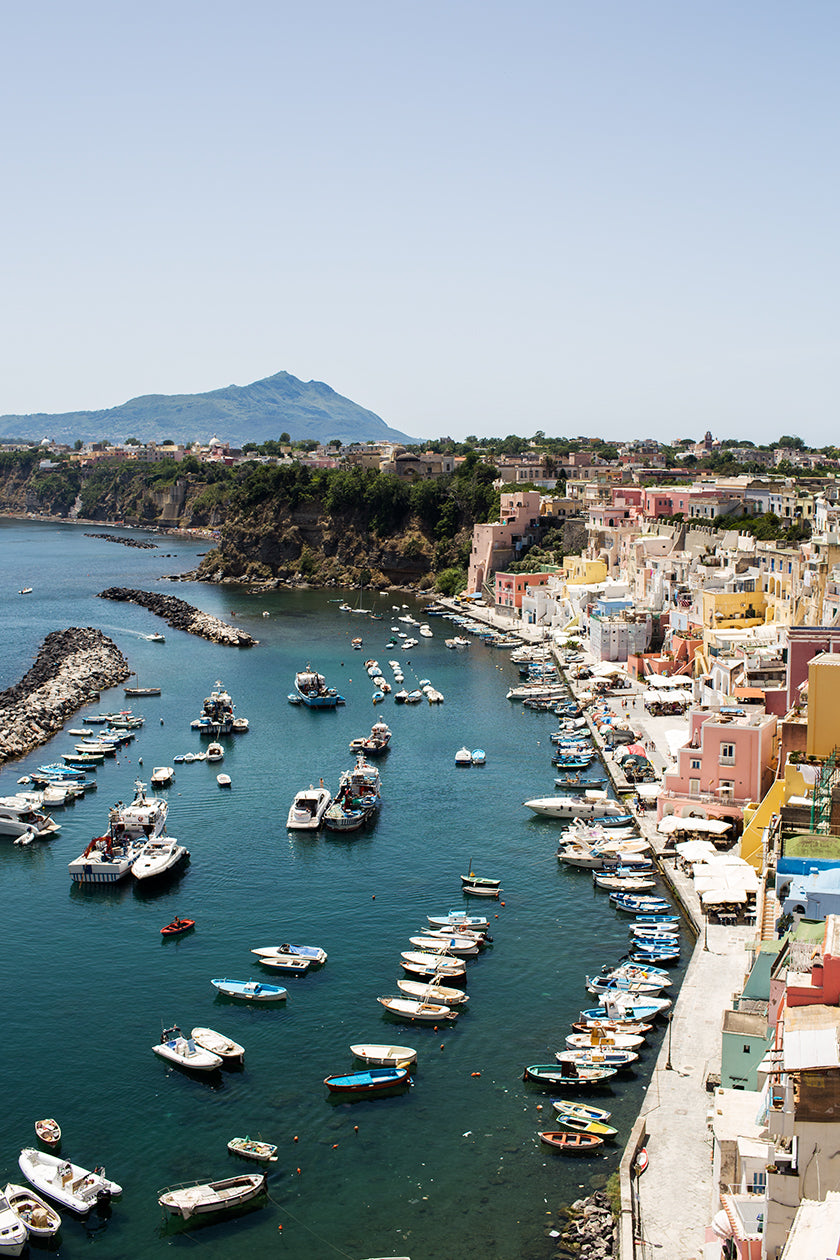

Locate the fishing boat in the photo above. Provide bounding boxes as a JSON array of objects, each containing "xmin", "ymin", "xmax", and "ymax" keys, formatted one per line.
[
  {"xmin": 349, "ymin": 721, "xmax": 392, "ymax": 757},
  {"xmin": 324, "ymin": 1067, "xmax": 411, "ymax": 1093},
  {"xmin": 18, "ymin": 1148, "xmax": 121, "ymax": 1214},
  {"xmin": 538, "ymin": 1131, "xmax": 604, "ymax": 1154},
  {"xmin": 255, "ymin": 954, "xmax": 312, "ymax": 974},
  {"xmin": 158, "ymin": 1173, "xmax": 267, "ymax": 1218},
  {"xmin": 426, "ymin": 912, "xmax": 489, "ymax": 933},
  {"xmin": 251, "ymin": 943, "xmax": 328, "ymax": 965},
  {"xmin": 68, "ymin": 827, "xmax": 144, "ymax": 884},
  {"xmin": 397, "ymin": 979, "xmax": 469, "ymax": 1005},
  {"xmin": 350, "ymin": 1043, "xmax": 418, "ymax": 1066},
  {"xmin": 460, "ymin": 870, "xmax": 501, "ymax": 891},
  {"xmin": 286, "ymin": 785, "xmax": 331, "ymax": 830},
  {"xmin": 123, "ymin": 683, "xmax": 161, "ymax": 697},
  {"xmin": 2, "ymin": 1182, "xmax": 61, "ymax": 1239},
  {"xmin": 556, "ymin": 1048, "xmax": 638, "ymax": 1069},
  {"xmin": 294, "ymin": 666, "xmax": 344, "ymax": 708},
  {"xmin": 153, "ymin": 1025, "xmax": 222, "ymax": 1072},
  {"xmin": 554, "ymin": 774, "xmax": 608, "ymax": 790},
  {"xmin": 586, "ymin": 976, "xmax": 666, "ymax": 998},
  {"xmin": 551, "ymin": 1100, "xmax": 612, "ymax": 1123},
  {"xmin": 211, "ymin": 979, "xmax": 288, "ymax": 1002},
  {"xmin": 34, "ymin": 1119, "xmax": 61, "ymax": 1146},
  {"xmin": 132, "ymin": 836, "xmax": 189, "ymax": 880},
  {"xmin": 227, "ymin": 1138, "xmax": 277, "ymax": 1163},
  {"xmin": 522, "ymin": 1063, "xmax": 617, "ymax": 1088},
  {"xmin": 0, "ymin": 1189, "xmax": 27, "ymax": 1255},
  {"xmin": 566, "ymin": 1030, "xmax": 645, "ymax": 1050},
  {"xmin": 161, "ymin": 917, "xmax": 195, "ymax": 936},
  {"xmin": 190, "ymin": 1027, "xmax": 245, "ymax": 1063},
  {"xmin": 378, "ymin": 996, "xmax": 457, "ymax": 1023},
  {"xmin": 400, "ymin": 951, "xmax": 466, "ymax": 977},
  {"xmin": 323, "ymin": 798, "xmax": 367, "ymax": 832}
]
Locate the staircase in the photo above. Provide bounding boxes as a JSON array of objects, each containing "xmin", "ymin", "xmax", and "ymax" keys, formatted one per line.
[{"xmin": 810, "ymin": 747, "xmax": 840, "ymax": 835}]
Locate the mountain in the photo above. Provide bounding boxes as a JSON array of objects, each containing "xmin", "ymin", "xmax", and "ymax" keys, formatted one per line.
[{"xmin": 0, "ymin": 371, "xmax": 420, "ymax": 447}]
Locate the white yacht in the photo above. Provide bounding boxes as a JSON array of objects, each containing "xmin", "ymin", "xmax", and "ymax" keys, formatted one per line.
[
  {"xmin": 286, "ymin": 785, "xmax": 331, "ymax": 830},
  {"xmin": 0, "ymin": 797, "xmax": 60, "ymax": 841},
  {"xmin": 108, "ymin": 780, "xmax": 168, "ymax": 839},
  {"xmin": 523, "ymin": 792, "xmax": 629, "ymax": 821},
  {"xmin": 131, "ymin": 836, "xmax": 189, "ymax": 880}
]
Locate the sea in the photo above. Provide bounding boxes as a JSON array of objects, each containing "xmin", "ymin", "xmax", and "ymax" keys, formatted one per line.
[{"xmin": 0, "ymin": 517, "xmax": 689, "ymax": 1259}]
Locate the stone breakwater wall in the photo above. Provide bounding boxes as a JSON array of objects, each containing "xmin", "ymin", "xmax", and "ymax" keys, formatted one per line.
[
  {"xmin": 85, "ymin": 533, "xmax": 158, "ymax": 549},
  {"xmin": 0, "ymin": 628, "xmax": 130, "ymax": 764},
  {"xmin": 98, "ymin": 587, "xmax": 257, "ymax": 647},
  {"xmin": 550, "ymin": 1190, "xmax": 615, "ymax": 1259}
]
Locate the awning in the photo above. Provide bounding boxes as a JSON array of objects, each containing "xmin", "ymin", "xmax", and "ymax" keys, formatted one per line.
[
  {"xmin": 734, "ymin": 687, "xmax": 765, "ymax": 699},
  {"xmin": 701, "ymin": 888, "xmax": 748, "ymax": 905},
  {"xmin": 675, "ymin": 839, "xmax": 717, "ymax": 860},
  {"xmin": 658, "ymin": 816, "xmax": 732, "ymax": 835}
]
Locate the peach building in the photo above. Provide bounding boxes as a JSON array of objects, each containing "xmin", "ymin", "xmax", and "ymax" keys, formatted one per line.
[{"xmin": 467, "ymin": 490, "xmax": 542, "ymax": 594}]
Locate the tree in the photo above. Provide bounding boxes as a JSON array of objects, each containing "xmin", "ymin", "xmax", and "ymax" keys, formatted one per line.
[
  {"xmin": 777, "ymin": 435, "xmax": 805, "ymax": 450},
  {"xmin": 280, "ymin": 432, "xmax": 291, "ymax": 444},
  {"xmin": 125, "ymin": 437, "xmax": 141, "ymax": 446},
  {"xmin": 328, "ymin": 439, "xmax": 341, "ymax": 449},
  {"xmin": 73, "ymin": 439, "xmax": 83, "ymax": 451}
]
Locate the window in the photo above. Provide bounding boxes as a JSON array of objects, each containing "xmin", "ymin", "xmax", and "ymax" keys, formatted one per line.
[
  {"xmin": 720, "ymin": 742, "xmax": 736, "ymax": 765},
  {"xmin": 691, "ymin": 759, "xmax": 701, "ymax": 770}
]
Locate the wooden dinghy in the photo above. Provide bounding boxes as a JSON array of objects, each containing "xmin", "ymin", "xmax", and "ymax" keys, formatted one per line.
[
  {"xmin": 227, "ymin": 1137, "xmax": 277, "ymax": 1163},
  {"xmin": 160, "ymin": 917, "xmax": 195, "ymax": 937},
  {"xmin": 34, "ymin": 1119, "xmax": 61, "ymax": 1146},
  {"xmin": 522, "ymin": 1063, "xmax": 617, "ymax": 1088},
  {"xmin": 158, "ymin": 1172, "xmax": 266, "ymax": 1218},
  {"xmin": 551, "ymin": 1100, "xmax": 612, "ymax": 1123},
  {"xmin": 191, "ymin": 1027, "xmax": 245, "ymax": 1064},
  {"xmin": 554, "ymin": 1115, "xmax": 617, "ymax": 1138},
  {"xmin": 323, "ymin": 1066, "xmax": 411, "ymax": 1094},
  {"xmin": 3, "ymin": 1181, "xmax": 61, "ymax": 1237},
  {"xmin": 378, "ymin": 996, "xmax": 457, "ymax": 1023},
  {"xmin": 538, "ymin": 1130, "xmax": 604, "ymax": 1154},
  {"xmin": 396, "ymin": 979, "xmax": 469, "ymax": 1005},
  {"xmin": 350, "ymin": 1043, "xmax": 418, "ymax": 1067}
]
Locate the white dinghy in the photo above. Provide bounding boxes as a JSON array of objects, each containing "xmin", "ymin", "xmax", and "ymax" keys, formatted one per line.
[
  {"xmin": 153, "ymin": 1025, "xmax": 223, "ymax": 1073},
  {"xmin": 18, "ymin": 1148, "xmax": 121, "ymax": 1215}
]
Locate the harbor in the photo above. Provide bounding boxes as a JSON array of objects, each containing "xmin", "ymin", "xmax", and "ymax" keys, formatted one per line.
[{"xmin": 0, "ymin": 518, "xmax": 692, "ymax": 1260}]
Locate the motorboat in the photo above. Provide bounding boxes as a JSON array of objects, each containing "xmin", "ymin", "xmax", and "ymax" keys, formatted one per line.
[
  {"xmin": 523, "ymin": 794, "xmax": 628, "ymax": 821},
  {"xmin": 566, "ymin": 1030, "xmax": 644, "ymax": 1050},
  {"xmin": 454, "ymin": 747, "xmax": 472, "ymax": 766},
  {"xmin": 286, "ymin": 786, "xmax": 331, "ymax": 830},
  {"xmin": 18, "ymin": 1148, "xmax": 121, "ymax": 1215},
  {"xmin": 251, "ymin": 943, "xmax": 327, "ymax": 965},
  {"xmin": 147, "ymin": 632, "xmax": 166, "ymax": 642},
  {"xmin": 191, "ymin": 1027, "xmax": 245, "ymax": 1064},
  {"xmin": 324, "ymin": 1067, "xmax": 411, "ymax": 1093},
  {"xmin": 109, "ymin": 780, "xmax": 168, "ymax": 838},
  {"xmin": 153, "ymin": 1025, "xmax": 222, "ymax": 1072},
  {"xmin": 323, "ymin": 798, "xmax": 367, "ymax": 832},
  {"xmin": 68, "ymin": 828, "xmax": 144, "ymax": 884},
  {"xmin": 350, "ymin": 1043, "xmax": 418, "ymax": 1066},
  {"xmin": 158, "ymin": 1173, "xmax": 266, "ymax": 1218},
  {"xmin": 205, "ymin": 742, "xmax": 224, "ymax": 762},
  {"xmin": 555, "ymin": 1048, "xmax": 638, "ymax": 1069},
  {"xmin": 0, "ymin": 798, "xmax": 60, "ymax": 841},
  {"xmin": 294, "ymin": 666, "xmax": 344, "ymax": 708},
  {"xmin": 227, "ymin": 1138, "xmax": 277, "ymax": 1163},
  {"xmin": 378, "ymin": 996, "xmax": 457, "ymax": 1023},
  {"xmin": 348, "ymin": 721, "xmax": 392, "ymax": 757},
  {"xmin": 522, "ymin": 1063, "xmax": 617, "ymax": 1088},
  {"xmin": 132, "ymin": 836, "xmax": 189, "ymax": 880},
  {"xmin": 211, "ymin": 979, "xmax": 287, "ymax": 1002},
  {"xmin": 2, "ymin": 1182, "xmax": 61, "ymax": 1239},
  {"xmin": 150, "ymin": 766, "xmax": 174, "ymax": 787},
  {"xmin": 0, "ymin": 1188, "xmax": 27, "ymax": 1256},
  {"xmin": 217, "ymin": 774, "xmax": 232, "ymax": 788},
  {"xmin": 396, "ymin": 979, "xmax": 469, "ymax": 1005}
]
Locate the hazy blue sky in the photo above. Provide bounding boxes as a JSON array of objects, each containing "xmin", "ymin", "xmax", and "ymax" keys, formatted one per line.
[{"xmin": 1, "ymin": 2, "xmax": 838, "ymax": 445}]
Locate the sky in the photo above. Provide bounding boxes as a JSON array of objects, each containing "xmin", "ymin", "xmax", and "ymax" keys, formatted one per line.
[{"xmin": 1, "ymin": 2, "xmax": 838, "ymax": 446}]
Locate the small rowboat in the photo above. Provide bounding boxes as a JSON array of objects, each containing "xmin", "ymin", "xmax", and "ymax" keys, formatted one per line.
[
  {"xmin": 538, "ymin": 1130, "xmax": 604, "ymax": 1154},
  {"xmin": 350, "ymin": 1043, "xmax": 418, "ymax": 1067},
  {"xmin": 551, "ymin": 1100, "xmax": 612, "ymax": 1123},
  {"xmin": 158, "ymin": 1173, "xmax": 266, "ymax": 1218},
  {"xmin": 161, "ymin": 917, "xmax": 195, "ymax": 937},
  {"xmin": 3, "ymin": 1181, "xmax": 61, "ymax": 1237},
  {"xmin": 255, "ymin": 954, "xmax": 312, "ymax": 974},
  {"xmin": 211, "ymin": 979, "xmax": 287, "ymax": 1002},
  {"xmin": 634, "ymin": 1147, "xmax": 649, "ymax": 1176},
  {"xmin": 227, "ymin": 1137, "xmax": 278, "ymax": 1163},
  {"xmin": 397, "ymin": 979, "xmax": 469, "ymax": 1005},
  {"xmin": 554, "ymin": 1114, "xmax": 617, "ymax": 1138},
  {"xmin": 378, "ymin": 996, "xmax": 457, "ymax": 1023},
  {"xmin": 461, "ymin": 880, "xmax": 501, "ymax": 898},
  {"xmin": 34, "ymin": 1119, "xmax": 61, "ymax": 1146},
  {"xmin": 324, "ymin": 1066, "xmax": 411, "ymax": 1094},
  {"xmin": 460, "ymin": 872, "xmax": 500, "ymax": 889},
  {"xmin": 191, "ymin": 1027, "xmax": 245, "ymax": 1064}
]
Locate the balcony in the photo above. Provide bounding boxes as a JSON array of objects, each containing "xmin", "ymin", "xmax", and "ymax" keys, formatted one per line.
[
  {"xmin": 659, "ymin": 788, "xmax": 750, "ymax": 808},
  {"xmin": 719, "ymin": 755, "xmax": 737, "ymax": 767}
]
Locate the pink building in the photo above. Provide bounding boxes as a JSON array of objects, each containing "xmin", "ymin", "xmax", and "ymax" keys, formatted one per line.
[
  {"xmin": 785, "ymin": 919, "xmax": 840, "ymax": 1007},
  {"xmin": 467, "ymin": 491, "xmax": 542, "ymax": 594},
  {"xmin": 494, "ymin": 571, "xmax": 552, "ymax": 610},
  {"xmin": 659, "ymin": 708, "xmax": 777, "ymax": 824}
]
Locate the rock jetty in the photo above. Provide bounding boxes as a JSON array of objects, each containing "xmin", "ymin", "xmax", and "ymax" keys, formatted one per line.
[
  {"xmin": 85, "ymin": 533, "xmax": 158, "ymax": 549},
  {"xmin": 98, "ymin": 587, "xmax": 257, "ymax": 647},
  {"xmin": 0, "ymin": 628, "xmax": 130, "ymax": 764}
]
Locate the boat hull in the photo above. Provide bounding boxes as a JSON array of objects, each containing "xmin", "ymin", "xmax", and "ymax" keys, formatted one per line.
[
  {"xmin": 158, "ymin": 1173, "xmax": 266, "ymax": 1218},
  {"xmin": 324, "ymin": 1067, "xmax": 410, "ymax": 1093}
]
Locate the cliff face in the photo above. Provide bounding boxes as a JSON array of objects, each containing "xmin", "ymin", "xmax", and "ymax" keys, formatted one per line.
[{"xmin": 198, "ymin": 500, "xmax": 459, "ymax": 588}]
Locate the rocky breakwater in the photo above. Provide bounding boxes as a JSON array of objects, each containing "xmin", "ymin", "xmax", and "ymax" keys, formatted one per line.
[
  {"xmin": 549, "ymin": 1191, "xmax": 615, "ymax": 1259},
  {"xmin": 98, "ymin": 588, "xmax": 257, "ymax": 647},
  {"xmin": 0, "ymin": 628, "xmax": 130, "ymax": 764}
]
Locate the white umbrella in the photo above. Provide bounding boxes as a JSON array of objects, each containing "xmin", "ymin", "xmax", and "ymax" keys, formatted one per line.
[
  {"xmin": 675, "ymin": 839, "xmax": 717, "ymax": 860},
  {"xmin": 701, "ymin": 888, "xmax": 747, "ymax": 905}
]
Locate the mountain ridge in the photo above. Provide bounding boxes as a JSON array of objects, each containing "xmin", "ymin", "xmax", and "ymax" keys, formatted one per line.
[{"xmin": 0, "ymin": 370, "xmax": 420, "ymax": 447}]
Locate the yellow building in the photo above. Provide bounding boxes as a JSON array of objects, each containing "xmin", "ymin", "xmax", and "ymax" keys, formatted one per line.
[
  {"xmin": 564, "ymin": 558, "xmax": 608, "ymax": 584},
  {"xmin": 700, "ymin": 590, "xmax": 767, "ymax": 643},
  {"xmin": 806, "ymin": 653, "xmax": 840, "ymax": 758}
]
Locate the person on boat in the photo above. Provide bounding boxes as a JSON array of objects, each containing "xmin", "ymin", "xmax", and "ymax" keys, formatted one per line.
[{"xmin": 565, "ymin": 1060, "xmax": 578, "ymax": 1077}]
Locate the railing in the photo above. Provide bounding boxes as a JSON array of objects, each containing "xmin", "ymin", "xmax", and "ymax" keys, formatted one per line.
[{"xmin": 659, "ymin": 788, "xmax": 750, "ymax": 807}]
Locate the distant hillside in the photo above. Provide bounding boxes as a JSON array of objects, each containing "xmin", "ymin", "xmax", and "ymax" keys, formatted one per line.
[{"xmin": 0, "ymin": 371, "xmax": 419, "ymax": 447}]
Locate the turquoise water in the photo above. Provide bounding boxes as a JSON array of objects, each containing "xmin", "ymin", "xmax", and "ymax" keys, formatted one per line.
[{"xmin": 0, "ymin": 520, "xmax": 688, "ymax": 1259}]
